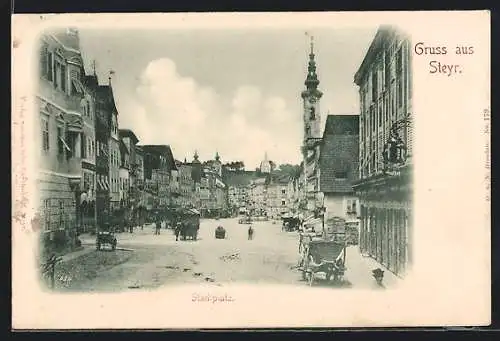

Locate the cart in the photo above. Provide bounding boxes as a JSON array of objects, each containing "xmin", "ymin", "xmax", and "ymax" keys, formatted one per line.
[
  {"xmin": 96, "ymin": 230, "xmax": 117, "ymax": 251},
  {"xmin": 297, "ymin": 239, "xmax": 347, "ymax": 286},
  {"xmin": 215, "ymin": 226, "xmax": 226, "ymax": 239},
  {"xmin": 238, "ymin": 216, "xmax": 252, "ymax": 224}
]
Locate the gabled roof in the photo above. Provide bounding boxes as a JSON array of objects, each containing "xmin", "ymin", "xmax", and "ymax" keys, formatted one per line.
[
  {"xmin": 322, "ymin": 114, "xmax": 359, "ymax": 137},
  {"xmin": 119, "ymin": 139, "xmax": 129, "ymax": 154},
  {"xmin": 319, "ymin": 115, "xmax": 359, "ymax": 194},
  {"xmin": 141, "ymin": 144, "xmax": 178, "ymax": 171}
]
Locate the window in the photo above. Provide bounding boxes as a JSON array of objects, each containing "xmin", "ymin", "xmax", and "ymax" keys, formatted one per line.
[
  {"xmin": 81, "ymin": 134, "xmax": 87, "ymax": 158},
  {"xmin": 61, "ymin": 64, "xmax": 67, "ymax": 93},
  {"xmin": 41, "ymin": 117, "xmax": 49, "ymax": 151},
  {"xmin": 309, "ymin": 107, "xmax": 315, "ymax": 120},
  {"xmin": 57, "ymin": 126, "xmax": 64, "ymax": 155},
  {"xmin": 40, "ymin": 44, "xmax": 48, "ymax": 77},
  {"xmin": 47, "ymin": 52, "xmax": 53, "ymax": 81},
  {"xmin": 281, "ymin": 200, "xmax": 286, "ymax": 206},
  {"xmin": 59, "ymin": 200, "xmax": 65, "ymax": 229},
  {"xmin": 282, "ymin": 189, "xmax": 286, "ymax": 195},
  {"xmin": 372, "ymin": 71, "xmax": 378, "ymax": 100},
  {"xmin": 347, "ymin": 200, "xmax": 357, "ymax": 214},
  {"xmin": 54, "ymin": 61, "xmax": 60, "ymax": 89}
]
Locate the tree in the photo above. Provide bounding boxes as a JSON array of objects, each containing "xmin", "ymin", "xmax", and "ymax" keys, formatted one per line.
[
  {"xmin": 223, "ymin": 161, "xmax": 245, "ymax": 172},
  {"xmin": 278, "ymin": 164, "xmax": 301, "ymax": 178}
]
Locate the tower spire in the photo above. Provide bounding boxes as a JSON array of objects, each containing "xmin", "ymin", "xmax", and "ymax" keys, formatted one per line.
[{"xmin": 304, "ymin": 34, "xmax": 320, "ymax": 91}]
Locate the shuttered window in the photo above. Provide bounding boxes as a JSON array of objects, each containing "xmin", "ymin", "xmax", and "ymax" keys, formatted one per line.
[
  {"xmin": 47, "ymin": 52, "xmax": 53, "ymax": 81},
  {"xmin": 40, "ymin": 44, "xmax": 48, "ymax": 77}
]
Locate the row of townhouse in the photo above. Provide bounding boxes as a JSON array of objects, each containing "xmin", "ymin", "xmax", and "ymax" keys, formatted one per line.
[
  {"xmin": 36, "ymin": 27, "xmax": 183, "ymax": 254},
  {"xmin": 298, "ymin": 26, "xmax": 413, "ymax": 277}
]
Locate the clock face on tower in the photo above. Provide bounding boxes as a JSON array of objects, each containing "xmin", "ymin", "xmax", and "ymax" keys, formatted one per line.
[{"xmin": 308, "ymin": 97, "xmax": 317, "ymax": 104}]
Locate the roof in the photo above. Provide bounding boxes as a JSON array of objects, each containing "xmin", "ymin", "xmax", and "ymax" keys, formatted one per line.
[
  {"xmin": 319, "ymin": 115, "xmax": 359, "ymax": 194},
  {"xmin": 119, "ymin": 129, "xmax": 139, "ymax": 145},
  {"xmin": 323, "ymin": 115, "xmax": 359, "ymax": 136},
  {"xmin": 119, "ymin": 139, "xmax": 129, "ymax": 154},
  {"xmin": 354, "ymin": 25, "xmax": 404, "ymax": 85},
  {"xmin": 140, "ymin": 144, "xmax": 178, "ymax": 171}
]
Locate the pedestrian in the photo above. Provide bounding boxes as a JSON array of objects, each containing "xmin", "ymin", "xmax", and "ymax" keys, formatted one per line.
[
  {"xmin": 155, "ymin": 214, "xmax": 161, "ymax": 235},
  {"xmin": 175, "ymin": 222, "xmax": 181, "ymax": 241},
  {"xmin": 248, "ymin": 225, "xmax": 254, "ymax": 240}
]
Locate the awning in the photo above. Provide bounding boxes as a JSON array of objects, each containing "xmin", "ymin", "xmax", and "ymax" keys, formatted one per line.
[
  {"xmin": 103, "ymin": 176, "xmax": 109, "ymax": 190},
  {"xmin": 59, "ymin": 137, "xmax": 71, "ymax": 152},
  {"xmin": 72, "ymin": 78, "xmax": 85, "ymax": 94},
  {"xmin": 97, "ymin": 176, "xmax": 105, "ymax": 190},
  {"xmin": 304, "ymin": 218, "xmax": 322, "ymax": 227}
]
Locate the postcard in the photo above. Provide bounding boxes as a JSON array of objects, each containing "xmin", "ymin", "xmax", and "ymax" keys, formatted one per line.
[{"xmin": 11, "ymin": 11, "xmax": 491, "ymax": 329}]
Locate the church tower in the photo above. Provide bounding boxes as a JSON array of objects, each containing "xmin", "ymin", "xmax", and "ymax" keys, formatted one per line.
[
  {"xmin": 301, "ymin": 36, "xmax": 323, "ymax": 144},
  {"xmin": 300, "ymin": 35, "xmax": 324, "ymax": 213},
  {"xmin": 214, "ymin": 151, "xmax": 222, "ymax": 177}
]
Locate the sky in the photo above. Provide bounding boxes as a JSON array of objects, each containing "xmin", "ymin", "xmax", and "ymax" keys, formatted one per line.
[{"xmin": 78, "ymin": 27, "xmax": 377, "ymax": 169}]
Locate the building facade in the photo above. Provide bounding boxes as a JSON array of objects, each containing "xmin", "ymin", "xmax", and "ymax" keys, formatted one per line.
[
  {"xmin": 119, "ymin": 129, "xmax": 140, "ymax": 208},
  {"xmin": 266, "ymin": 173, "xmax": 290, "ymax": 219},
  {"xmin": 248, "ymin": 177, "xmax": 267, "ymax": 216},
  {"xmin": 353, "ymin": 26, "xmax": 413, "ymax": 277},
  {"xmin": 95, "ymin": 84, "xmax": 112, "ymax": 224},
  {"xmin": 178, "ymin": 162, "xmax": 195, "ymax": 208},
  {"xmin": 141, "ymin": 145, "xmax": 177, "ymax": 208},
  {"xmin": 133, "ymin": 145, "xmax": 146, "ymax": 208},
  {"xmin": 108, "ymin": 87, "xmax": 121, "ymax": 211},
  {"xmin": 318, "ymin": 115, "xmax": 360, "ymax": 222},
  {"xmin": 300, "ymin": 38, "xmax": 324, "ymax": 214},
  {"xmin": 37, "ymin": 28, "xmax": 87, "ymax": 251},
  {"xmin": 118, "ymin": 138, "xmax": 130, "ymax": 207}
]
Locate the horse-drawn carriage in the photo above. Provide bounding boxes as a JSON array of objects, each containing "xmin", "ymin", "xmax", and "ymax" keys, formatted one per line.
[
  {"xmin": 297, "ymin": 238, "xmax": 347, "ymax": 286},
  {"xmin": 282, "ymin": 216, "xmax": 301, "ymax": 232},
  {"xmin": 175, "ymin": 208, "xmax": 201, "ymax": 241},
  {"xmin": 96, "ymin": 221, "xmax": 117, "ymax": 251}
]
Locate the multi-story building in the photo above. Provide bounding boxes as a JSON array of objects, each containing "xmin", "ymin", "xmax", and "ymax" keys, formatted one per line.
[
  {"xmin": 178, "ymin": 161, "xmax": 195, "ymax": 208},
  {"xmin": 353, "ymin": 25, "xmax": 413, "ymax": 277},
  {"xmin": 134, "ymin": 145, "xmax": 146, "ymax": 208},
  {"xmin": 141, "ymin": 145, "xmax": 177, "ymax": 208},
  {"xmin": 108, "ymin": 85, "xmax": 121, "ymax": 211},
  {"xmin": 170, "ymin": 163, "xmax": 181, "ymax": 207},
  {"xmin": 318, "ymin": 115, "xmax": 360, "ymax": 222},
  {"xmin": 95, "ymin": 84, "xmax": 112, "ymax": 224},
  {"xmin": 223, "ymin": 170, "xmax": 256, "ymax": 213},
  {"xmin": 118, "ymin": 138, "xmax": 130, "ymax": 207},
  {"xmin": 300, "ymin": 37, "xmax": 324, "ymax": 214},
  {"xmin": 37, "ymin": 28, "xmax": 88, "ymax": 250},
  {"xmin": 266, "ymin": 172, "xmax": 290, "ymax": 219},
  {"xmin": 287, "ymin": 176, "xmax": 300, "ymax": 215},
  {"xmin": 248, "ymin": 177, "xmax": 267, "ymax": 216},
  {"xmin": 119, "ymin": 129, "xmax": 140, "ymax": 207},
  {"xmin": 81, "ymin": 69, "xmax": 99, "ymax": 232}
]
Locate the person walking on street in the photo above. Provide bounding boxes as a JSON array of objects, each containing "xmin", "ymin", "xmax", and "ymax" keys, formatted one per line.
[
  {"xmin": 248, "ymin": 225, "xmax": 254, "ymax": 240},
  {"xmin": 154, "ymin": 214, "xmax": 161, "ymax": 235}
]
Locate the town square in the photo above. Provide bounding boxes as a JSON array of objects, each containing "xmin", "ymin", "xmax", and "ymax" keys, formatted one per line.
[{"xmin": 35, "ymin": 25, "xmax": 413, "ymax": 292}]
